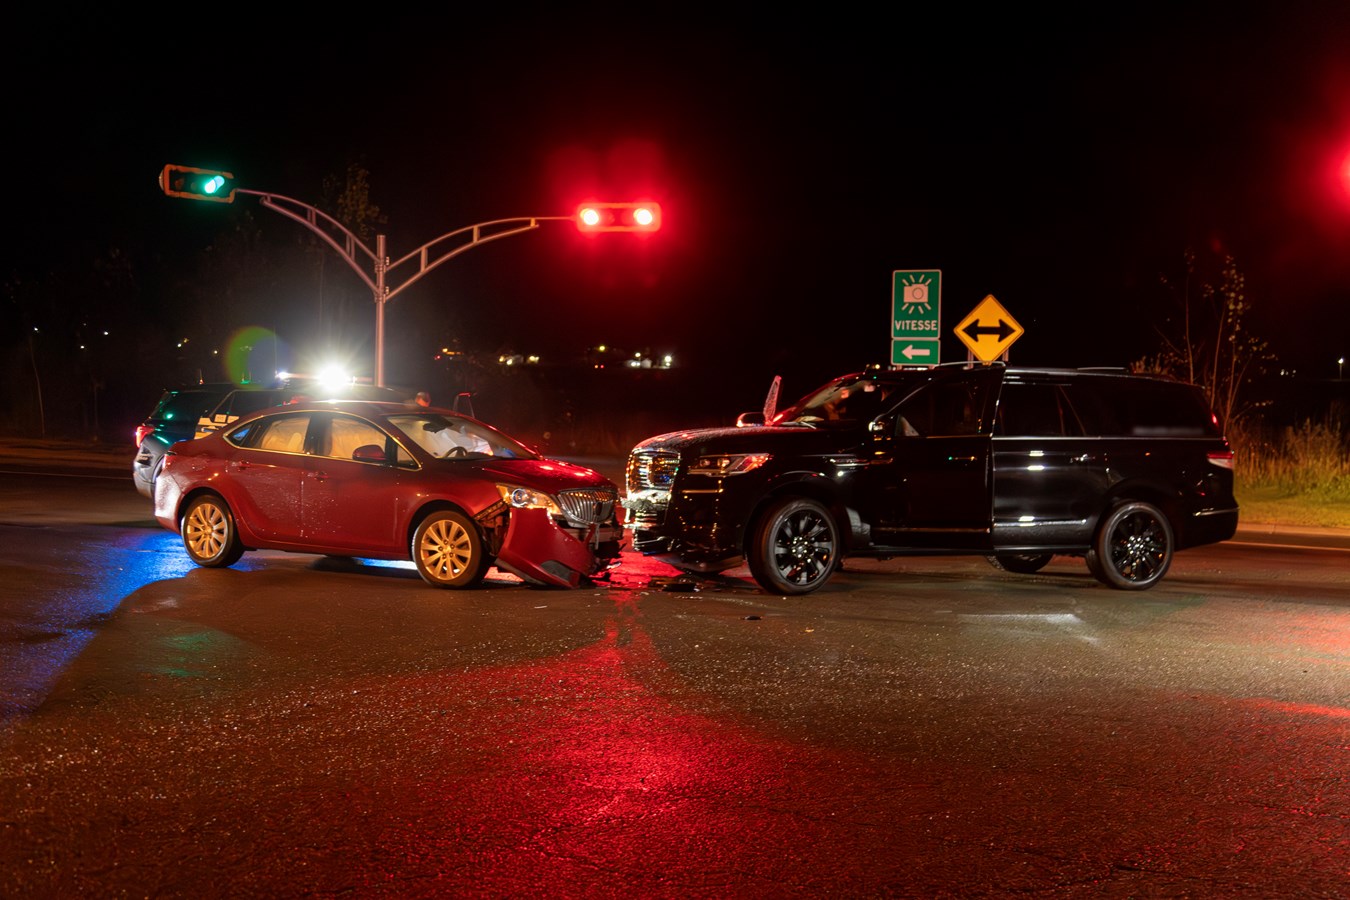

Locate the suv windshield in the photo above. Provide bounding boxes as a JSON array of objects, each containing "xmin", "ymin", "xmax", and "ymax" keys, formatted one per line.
[{"xmin": 776, "ymin": 371, "xmax": 927, "ymax": 428}]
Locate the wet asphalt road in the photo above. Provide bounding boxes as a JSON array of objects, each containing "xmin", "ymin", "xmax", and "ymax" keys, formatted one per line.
[{"xmin": 0, "ymin": 460, "xmax": 1347, "ymax": 897}]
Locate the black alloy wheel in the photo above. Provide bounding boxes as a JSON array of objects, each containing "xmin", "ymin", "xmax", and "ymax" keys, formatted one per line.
[
  {"xmin": 748, "ymin": 497, "xmax": 840, "ymax": 595},
  {"xmin": 1085, "ymin": 501, "xmax": 1174, "ymax": 590}
]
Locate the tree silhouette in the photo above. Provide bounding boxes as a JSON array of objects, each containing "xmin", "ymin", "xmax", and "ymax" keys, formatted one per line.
[{"xmin": 1132, "ymin": 248, "xmax": 1275, "ymax": 429}]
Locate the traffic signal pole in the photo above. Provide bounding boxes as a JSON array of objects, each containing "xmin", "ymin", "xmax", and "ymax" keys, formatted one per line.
[
  {"xmin": 238, "ymin": 188, "xmax": 570, "ymax": 386},
  {"xmin": 161, "ymin": 166, "xmax": 659, "ymax": 388}
]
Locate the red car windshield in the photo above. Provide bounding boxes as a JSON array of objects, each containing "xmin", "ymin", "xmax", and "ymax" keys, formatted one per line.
[{"xmin": 388, "ymin": 413, "xmax": 538, "ymax": 461}]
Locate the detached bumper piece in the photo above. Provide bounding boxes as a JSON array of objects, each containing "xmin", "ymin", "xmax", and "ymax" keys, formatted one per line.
[{"xmin": 495, "ymin": 507, "xmax": 601, "ymax": 588}]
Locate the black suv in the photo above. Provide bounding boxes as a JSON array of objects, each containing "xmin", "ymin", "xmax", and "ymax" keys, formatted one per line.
[
  {"xmin": 132, "ymin": 379, "xmax": 411, "ymax": 499},
  {"xmin": 623, "ymin": 363, "xmax": 1239, "ymax": 595}
]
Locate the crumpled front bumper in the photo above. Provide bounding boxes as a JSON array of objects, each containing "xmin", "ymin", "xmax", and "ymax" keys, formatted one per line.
[{"xmin": 494, "ymin": 507, "xmax": 621, "ymax": 588}]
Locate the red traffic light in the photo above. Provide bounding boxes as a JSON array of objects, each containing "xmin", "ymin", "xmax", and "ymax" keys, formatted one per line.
[{"xmin": 575, "ymin": 202, "xmax": 662, "ymax": 232}]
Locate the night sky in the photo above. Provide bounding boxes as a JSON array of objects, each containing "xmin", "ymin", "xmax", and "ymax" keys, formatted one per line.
[{"xmin": 8, "ymin": 5, "xmax": 1350, "ymax": 405}]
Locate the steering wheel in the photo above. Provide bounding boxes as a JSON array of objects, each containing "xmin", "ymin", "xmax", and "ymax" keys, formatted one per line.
[{"xmin": 445, "ymin": 446, "xmax": 469, "ymax": 458}]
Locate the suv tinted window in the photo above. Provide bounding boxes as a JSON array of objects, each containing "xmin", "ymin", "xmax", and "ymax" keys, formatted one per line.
[
  {"xmin": 217, "ymin": 390, "xmax": 291, "ymax": 419},
  {"xmin": 149, "ymin": 388, "xmax": 229, "ymax": 424},
  {"xmin": 1086, "ymin": 378, "xmax": 1217, "ymax": 436},
  {"xmin": 996, "ymin": 374, "xmax": 1218, "ymax": 438},
  {"xmin": 895, "ymin": 371, "xmax": 995, "ymax": 437},
  {"xmin": 994, "ymin": 382, "xmax": 1085, "ymax": 437}
]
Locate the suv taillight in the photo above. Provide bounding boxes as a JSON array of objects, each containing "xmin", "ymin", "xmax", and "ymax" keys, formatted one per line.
[
  {"xmin": 1207, "ymin": 450, "xmax": 1234, "ymax": 470},
  {"xmin": 134, "ymin": 424, "xmax": 154, "ymax": 448}
]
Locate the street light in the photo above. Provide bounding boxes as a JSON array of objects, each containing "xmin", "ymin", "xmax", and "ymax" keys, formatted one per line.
[{"xmin": 1339, "ymin": 357, "xmax": 1344, "ymax": 380}]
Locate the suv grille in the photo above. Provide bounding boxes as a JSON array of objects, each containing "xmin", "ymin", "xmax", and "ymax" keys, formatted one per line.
[
  {"xmin": 558, "ymin": 488, "xmax": 618, "ymax": 527},
  {"xmin": 627, "ymin": 450, "xmax": 681, "ymax": 493}
]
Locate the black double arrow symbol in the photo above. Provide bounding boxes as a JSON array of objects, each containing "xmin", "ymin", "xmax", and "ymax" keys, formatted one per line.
[{"xmin": 961, "ymin": 318, "xmax": 1018, "ymax": 342}]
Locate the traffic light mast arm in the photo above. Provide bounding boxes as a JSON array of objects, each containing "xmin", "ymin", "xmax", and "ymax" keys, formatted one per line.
[
  {"xmin": 383, "ymin": 216, "xmax": 571, "ymax": 302},
  {"xmin": 234, "ymin": 186, "xmax": 572, "ymax": 385},
  {"xmin": 239, "ymin": 189, "xmax": 381, "ymax": 294}
]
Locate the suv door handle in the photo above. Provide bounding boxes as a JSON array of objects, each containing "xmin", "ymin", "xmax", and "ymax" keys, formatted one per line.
[{"xmin": 1072, "ymin": 453, "xmax": 1105, "ymax": 464}]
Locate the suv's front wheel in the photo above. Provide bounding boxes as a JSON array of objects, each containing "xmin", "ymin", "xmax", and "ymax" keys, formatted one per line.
[
  {"xmin": 748, "ymin": 497, "xmax": 839, "ymax": 595},
  {"xmin": 1086, "ymin": 501, "xmax": 1174, "ymax": 590}
]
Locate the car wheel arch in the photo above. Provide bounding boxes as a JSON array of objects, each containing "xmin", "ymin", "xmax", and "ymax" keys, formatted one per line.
[
  {"xmin": 408, "ymin": 500, "xmax": 498, "ymax": 555},
  {"xmin": 1093, "ymin": 480, "xmax": 1179, "ymax": 526},
  {"xmin": 176, "ymin": 486, "xmax": 225, "ymax": 526},
  {"xmin": 742, "ymin": 477, "xmax": 846, "ymax": 558},
  {"xmin": 177, "ymin": 487, "xmax": 257, "ymax": 550},
  {"xmin": 410, "ymin": 505, "xmax": 496, "ymax": 589}
]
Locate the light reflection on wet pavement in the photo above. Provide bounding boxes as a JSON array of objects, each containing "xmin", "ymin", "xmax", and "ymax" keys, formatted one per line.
[{"xmin": 2, "ymin": 477, "xmax": 1347, "ymax": 895}]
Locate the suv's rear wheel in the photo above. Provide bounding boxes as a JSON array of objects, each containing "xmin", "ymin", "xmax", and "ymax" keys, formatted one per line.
[
  {"xmin": 748, "ymin": 497, "xmax": 839, "ymax": 595},
  {"xmin": 1086, "ymin": 501, "xmax": 1173, "ymax": 590},
  {"xmin": 986, "ymin": 552, "xmax": 1053, "ymax": 574}
]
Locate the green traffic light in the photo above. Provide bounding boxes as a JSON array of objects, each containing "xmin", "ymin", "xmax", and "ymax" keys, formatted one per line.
[{"xmin": 159, "ymin": 164, "xmax": 237, "ymax": 204}]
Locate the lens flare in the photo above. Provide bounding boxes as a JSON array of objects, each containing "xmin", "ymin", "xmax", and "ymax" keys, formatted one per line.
[{"xmin": 224, "ymin": 327, "xmax": 289, "ymax": 385}]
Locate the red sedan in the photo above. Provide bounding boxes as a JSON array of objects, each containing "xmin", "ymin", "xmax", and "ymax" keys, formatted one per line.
[{"xmin": 153, "ymin": 399, "xmax": 624, "ymax": 588}]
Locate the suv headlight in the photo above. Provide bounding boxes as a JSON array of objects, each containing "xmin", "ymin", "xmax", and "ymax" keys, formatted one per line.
[
  {"xmin": 496, "ymin": 483, "xmax": 564, "ymax": 517},
  {"xmin": 688, "ymin": 453, "xmax": 771, "ymax": 476}
]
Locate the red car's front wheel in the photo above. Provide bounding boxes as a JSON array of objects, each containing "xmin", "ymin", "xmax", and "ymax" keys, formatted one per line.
[{"xmin": 413, "ymin": 510, "xmax": 490, "ymax": 588}]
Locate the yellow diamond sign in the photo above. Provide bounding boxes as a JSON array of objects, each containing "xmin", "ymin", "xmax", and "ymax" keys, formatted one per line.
[{"xmin": 955, "ymin": 294, "xmax": 1024, "ymax": 362}]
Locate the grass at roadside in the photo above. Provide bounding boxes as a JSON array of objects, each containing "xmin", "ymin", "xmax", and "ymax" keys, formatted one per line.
[
  {"xmin": 1234, "ymin": 483, "xmax": 1350, "ymax": 529},
  {"xmin": 1230, "ymin": 416, "xmax": 1350, "ymax": 529}
]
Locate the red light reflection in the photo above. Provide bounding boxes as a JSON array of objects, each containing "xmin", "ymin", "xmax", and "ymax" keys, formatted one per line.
[{"xmin": 351, "ymin": 595, "xmax": 919, "ymax": 894}]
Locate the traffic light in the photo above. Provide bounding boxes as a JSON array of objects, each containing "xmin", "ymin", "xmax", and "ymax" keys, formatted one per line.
[
  {"xmin": 159, "ymin": 164, "xmax": 237, "ymax": 203},
  {"xmin": 575, "ymin": 202, "xmax": 662, "ymax": 232}
]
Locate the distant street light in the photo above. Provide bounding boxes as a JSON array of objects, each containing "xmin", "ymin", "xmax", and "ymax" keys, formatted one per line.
[
  {"xmin": 1339, "ymin": 357, "xmax": 1345, "ymax": 380},
  {"xmin": 159, "ymin": 165, "xmax": 662, "ymax": 386}
]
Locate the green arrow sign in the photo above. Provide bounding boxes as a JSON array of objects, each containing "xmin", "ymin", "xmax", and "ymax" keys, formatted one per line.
[{"xmin": 891, "ymin": 338, "xmax": 940, "ymax": 366}]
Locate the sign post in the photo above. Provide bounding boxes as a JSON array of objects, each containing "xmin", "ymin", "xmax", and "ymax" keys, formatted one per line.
[{"xmin": 891, "ymin": 269, "xmax": 942, "ymax": 366}]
